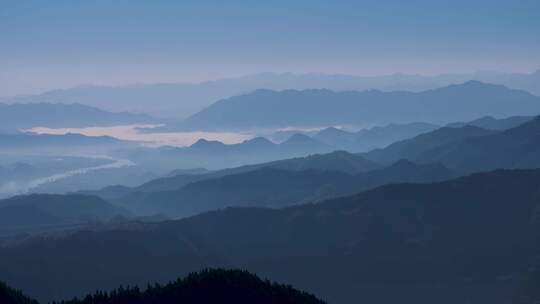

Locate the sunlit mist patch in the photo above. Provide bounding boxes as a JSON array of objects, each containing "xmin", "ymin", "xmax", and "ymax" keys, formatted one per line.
[{"xmin": 26, "ymin": 125, "xmax": 254, "ymax": 147}]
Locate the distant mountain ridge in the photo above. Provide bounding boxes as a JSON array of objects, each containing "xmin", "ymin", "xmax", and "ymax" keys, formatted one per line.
[
  {"xmin": 119, "ymin": 134, "xmax": 335, "ymax": 171},
  {"xmin": 312, "ymin": 122, "xmax": 439, "ymax": 152},
  {"xmin": 365, "ymin": 125, "xmax": 496, "ymax": 164},
  {"xmin": 0, "ymin": 103, "xmax": 158, "ymax": 131},
  {"xmin": 3, "ymin": 70, "xmax": 539, "ymax": 118},
  {"xmin": 174, "ymin": 81, "xmax": 540, "ymax": 130},
  {"xmin": 446, "ymin": 115, "xmax": 533, "ymax": 130}
]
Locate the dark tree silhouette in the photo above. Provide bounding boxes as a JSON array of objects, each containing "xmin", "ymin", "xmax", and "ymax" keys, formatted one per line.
[
  {"xmin": 51, "ymin": 269, "xmax": 325, "ymax": 304},
  {"xmin": 0, "ymin": 281, "xmax": 38, "ymax": 304}
]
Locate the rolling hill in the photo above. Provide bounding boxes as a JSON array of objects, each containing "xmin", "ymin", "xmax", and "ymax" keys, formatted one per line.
[
  {"xmin": 366, "ymin": 115, "xmax": 540, "ymax": 173},
  {"xmin": 0, "ymin": 269, "xmax": 323, "ymax": 304},
  {"xmin": 364, "ymin": 125, "xmax": 495, "ymax": 164},
  {"xmin": 114, "ymin": 159, "xmax": 454, "ymax": 217},
  {"xmin": 417, "ymin": 116, "xmax": 540, "ymax": 173},
  {"xmin": 115, "ymin": 150, "xmax": 380, "ymax": 195},
  {"xmin": 0, "ymin": 168, "xmax": 538, "ymax": 303},
  {"xmin": 0, "ymin": 194, "xmax": 130, "ymax": 236}
]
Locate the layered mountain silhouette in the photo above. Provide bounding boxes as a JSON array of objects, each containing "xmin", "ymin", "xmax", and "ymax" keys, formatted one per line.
[
  {"xmin": 87, "ymin": 150, "xmax": 381, "ymax": 195},
  {"xmin": 366, "ymin": 116, "xmax": 540, "ymax": 173},
  {"xmin": 93, "ymin": 157, "xmax": 453, "ymax": 218},
  {"xmin": 0, "ymin": 194, "xmax": 130, "ymax": 236},
  {"xmin": 365, "ymin": 125, "xmax": 495, "ymax": 164},
  {"xmin": 172, "ymin": 81, "xmax": 540, "ymax": 130},
  {"xmin": 418, "ymin": 116, "xmax": 540, "ymax": 172},
  {"xmin": 4, "ymin": 70, "xmax": 539, "ymax": 118},
  {"xmin": 0, "ymin": 103, "xmax": 158, "ymax": 131},
  {"xmin": 120, "ymin": 135, "xmax": 334, "ymax": 171},
  {"xmin": 313, "ymin": 122, "xmax": 439, "ymax": 152},
  {"xmin": 114, "ymin": 150, "xmax": 380, "ymax": 195},
  {"xmin": 447, "ymin": 115, "xmax": 533, "ymax": 130},
  {"xmin": 1, "ymin": 168, "xmax": 538, "ymax": 303}
]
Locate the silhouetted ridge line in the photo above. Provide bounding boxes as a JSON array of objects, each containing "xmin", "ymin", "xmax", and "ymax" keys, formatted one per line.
[{"xmin": 51, "ymin": 269, "xmax": 325, "ymax": 304}]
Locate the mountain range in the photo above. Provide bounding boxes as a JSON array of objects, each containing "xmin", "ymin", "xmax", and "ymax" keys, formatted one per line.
[
  {"xmin": 0, "ymin": 103, "xmax": 158, "ymax": 131},
  {"xmin": 173, "ymin": 81, "xmax": 540, "ymax": 130},
  {"xmin": 446, "ymin": 115, "xmax": 533, "ymax": 130},
  {"xmin": 0, "ymin": 194, "xmax": 129, "ymax": 236},
  {"xmin": 116, "ymin": 134, "xmax": 335, "ymax": 171},
  {"xmin": 312, "ymin": 122, "xmax": 439, "ymax": 152},
  {"xmin": 366, "ymin": 116, "xmax": 540, "ymax": 173},
  {"xmin": 1, "ymin": 168, "xmax": 538, "ymax": 303},
  {"xmin": 109, "ymin": 150, "xmax": 380, "ymax": 196},
  {"xmin": 87, "ymin": 152, "xmax": 452, "ymax": 218},
  {"xmin": 91, "ymin": 115, "xmax": 540, "ymax": 217},
  {"xmin": 0, "ymin": 133, "xmax": 130, "ymax": 153},
  {"xmin": 364, "ymin": 125, "xmax": 496, "ymax": 164},
  {"xmin": 3, "ymin": 70, "xmax": 539, "ymax": 119}
]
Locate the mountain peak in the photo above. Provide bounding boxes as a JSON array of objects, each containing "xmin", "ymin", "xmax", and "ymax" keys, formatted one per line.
[
  {"xmin": 389, "ymin": 158, "xmax": 416, "ymax": 169},
  {"xmin": 241, "ymin": 137, "xmax": 275, "ymax": 147},
  {"xmin": 283, "ymin": 133, "xmax": 317, "ymax": 144},
  {"xmin": 462, "ymin": 80, "xmax": 487, "ymax": 86},
  {"xmin": 191, "ymin": 138, "xmax": 226, "ymax": 149},
  {"xmin": 440, "ymin": 80, "xmax": 506, "ymax": 92},
  {"xmin": 317, "ymin": 127, "xmax": 350, "ymax": 137}
]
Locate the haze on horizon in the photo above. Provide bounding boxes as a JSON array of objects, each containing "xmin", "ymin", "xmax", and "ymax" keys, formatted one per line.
[{"xmin": 1, "ymin": 0, "xmax": 539, "ymax": 96}]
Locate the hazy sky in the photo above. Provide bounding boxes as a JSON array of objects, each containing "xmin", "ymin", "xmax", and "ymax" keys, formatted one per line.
[{"xmin": 1, "ymin": 0, "xmax": 539, "ymax": 96}]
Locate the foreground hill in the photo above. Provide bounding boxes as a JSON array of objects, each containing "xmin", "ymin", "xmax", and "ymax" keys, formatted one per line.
[
  {"xmin": 0, "ymin": 269, "xmax": 323, "ymax": 304},
  {"xmin": 55, "ymin": 269, "xmax": 324, "ymax": 304},
  {"xmin": 2, "ymin": 168, "xmax": 538, "ymax": 303},
  {"xmin": 177, "ymin": 81, "xmax": 540, "ymax": 130},
  {"xmin": 518, "ymin": 257, "xmax": 540, "ymax": 304},
  {"xmin": 0, "ymin": 282, "xmax": 37, "ymax": 304}
]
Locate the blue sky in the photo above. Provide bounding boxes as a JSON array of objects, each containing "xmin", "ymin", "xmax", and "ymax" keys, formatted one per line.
[{"xmin": 1, "ymin": 0, "xmax": 539, "ymax": 95}]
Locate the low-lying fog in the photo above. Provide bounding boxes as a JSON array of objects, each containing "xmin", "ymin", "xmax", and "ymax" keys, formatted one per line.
[
  {"xmin": 0, "ymin": 156, "xmax": 134, "ymax": 198},
  {"xmin": 28, "ymin": 125, "xmax": 254, "ymax": 147}
]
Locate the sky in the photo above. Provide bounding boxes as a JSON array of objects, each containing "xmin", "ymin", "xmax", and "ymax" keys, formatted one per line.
[{"xmin": 1, "ymin": 0, "xmax": 539, "ymax": 96}]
